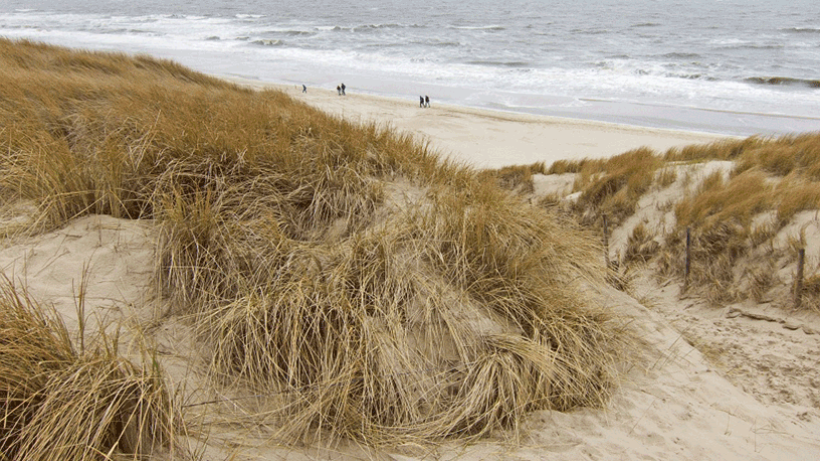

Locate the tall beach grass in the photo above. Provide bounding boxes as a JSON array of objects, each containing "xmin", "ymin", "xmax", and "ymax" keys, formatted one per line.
[{"xmin": 0, "ymin": 282, "xmax": 187, "ymax": 460}]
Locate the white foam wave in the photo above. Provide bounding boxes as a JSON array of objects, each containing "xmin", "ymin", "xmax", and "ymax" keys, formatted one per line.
[{"xmin": 450, "ymin": 24, "xmax": 505, "ymax": 31}]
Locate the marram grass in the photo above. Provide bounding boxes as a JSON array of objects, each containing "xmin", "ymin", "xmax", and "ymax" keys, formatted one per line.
[
  {"xmin": 1, "ymin": 38, "xmax": 632, "ymax": 448},
  {"xmin": 0, "ymin": 283, "xmax": 188, "ymax": 461}
]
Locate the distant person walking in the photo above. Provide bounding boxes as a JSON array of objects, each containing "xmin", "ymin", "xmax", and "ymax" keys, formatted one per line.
[
  {"xmin": 425, "ymin": 95, "xmax": 430, "ymax": 108},
  {"xmin": 302, "ymin": 84, "xmax": 307, "ymax": 93},
  {"xmin": 341, "ymin": 83, "xmax": 346, "ymax": 95},
  {"xmin": 420, "ymin": 95, "xmax": 425, "ymax": 108},
  {"xmin": 337, "ymin": 85, "xmax": 341, "ymax": 95}
]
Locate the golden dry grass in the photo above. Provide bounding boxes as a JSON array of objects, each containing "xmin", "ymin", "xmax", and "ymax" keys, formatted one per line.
[
  {"xmin": 553, "ymin": 147, "xmax": 662, "ymax": 226},
  {"xmin": 802, "ymin": 274, "xmax": 820, "ymax": 311},
  {"xmin": 0, "ymin": 282, "xmax": 187, "ymax": 461},
  {"xmin": 0, "ymin": 38, "xmax": 633, "ymax": 449},
  {"xmin": 478, "ymin": 162, "xmax": 547, "ymax": 194},
  {"xmin": 674, "ymin": 169, "xmax": 773, "ymax": 230}
]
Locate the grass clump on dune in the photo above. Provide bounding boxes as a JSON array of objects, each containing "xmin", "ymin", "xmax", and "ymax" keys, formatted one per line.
[
  {"xmin": 525, "ymin": 133, "xmax": 820, "ymax": 308},
  {"xmin": 0, "ymin": 38, "xmax": 632, "ymax": 448},
  {"xmin": 477, "ymin": 161, "xmax": 547, "ymax": 194},
  {"xmin": 548, "ymin": 147, "xmax": 662, "ymax": 227},
  {"xmin": 178, "ymin": 179, "xmax": 622, "ymax": 443},
  {"xmin": 0, "ymin": 283, "xmax": 187, "ymax": 461}
]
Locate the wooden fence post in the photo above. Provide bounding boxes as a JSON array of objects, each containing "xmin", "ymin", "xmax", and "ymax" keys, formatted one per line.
[{"xmin": 795, "ymin": 248, "xmax": 805, "ymax": 309}]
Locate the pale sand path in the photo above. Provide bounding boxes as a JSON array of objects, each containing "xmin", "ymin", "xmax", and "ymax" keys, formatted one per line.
[{"xmin": 231, "ymin": 79, "xmax": 733, "ymax": 169}]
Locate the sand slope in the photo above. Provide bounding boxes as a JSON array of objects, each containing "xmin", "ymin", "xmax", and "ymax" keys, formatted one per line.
[{"xmin": 0, "ymin": 215, "xmax": 156, "ymax": 335}]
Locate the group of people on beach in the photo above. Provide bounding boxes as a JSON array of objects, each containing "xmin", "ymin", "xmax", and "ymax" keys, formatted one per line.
[
  {"xmin": 302, "ymin": 84, "xmax": 434, "ymax": 109},
  {"xmin": 304, "ymin": 84, "xmax": 434, "ymax": 109}
]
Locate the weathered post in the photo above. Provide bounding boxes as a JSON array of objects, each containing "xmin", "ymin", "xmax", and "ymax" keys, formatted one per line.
[
  {"xmin": 795, "ymin": 248, "xmax": 805, "ymax": 309},
  {"xmin": 683, "ymin": 227, "xmax": 691, "ymax": 292}
]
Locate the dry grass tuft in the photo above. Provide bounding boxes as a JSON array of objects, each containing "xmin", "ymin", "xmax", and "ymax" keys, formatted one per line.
[
  {"xmin": 665, "ymin": 133, "xmax": 820, "ymax": 180},
  {"xmin": 664, "ymin": 136, "xmax": 766, "ymax": 163},
  {"xmin": 775, "ymin": 179, "xmax": 820, "ymax": 224},
  {"xmin": 801, "ymin": 274, "xmax": 820, "ymax": 312},
  {"xmin": 570, "ymin": 147, "xmax": 662, "ymax": 226},
  {"xmin": 480, "ymin": 162, "xmax": 547, "ymax": 194},
  {"xmin": 662, "ymin": 138, "xmax": 820, "ymax": 304},
  {"xmin": 747, "ymin": 260, "xmax": 780, "ymax": 303},
  {"xmin": 654, "ymin": 167, "xmax": 677, "ymax": 189},
  {"xmin": 674, "ymin": 169, "xmax": 773, "ymax": 230},
  {"xmin": 622, "ymin": 223, "xmax": 659, "ymax": 267},
  {"xmin": 0, "ymin": 282, "xmax": 187, "ymax": 461}
]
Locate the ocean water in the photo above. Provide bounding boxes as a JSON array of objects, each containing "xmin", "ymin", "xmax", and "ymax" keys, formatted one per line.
[{"xmin": 1, "ymin": 0, "xmax": 818, "ymax": 136}]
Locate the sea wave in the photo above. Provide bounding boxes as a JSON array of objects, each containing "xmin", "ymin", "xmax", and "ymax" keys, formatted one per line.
[
  {"xmin": 466, "ymin": 60, "xmax": 530, "ymax": 68},
  {"xmin": 661, "ymin": 52, "xmax": 703, "ymax": 60},
  {"xmin": 429, "ymin": 40, "xmax": 461, "ymax": 48},
  {"xmin": 264, "ymin": 29, "xmax": 314, "ymax": 37},
  {"xmin": 354, "ymin": 23, "xmax": 408, "ymax": 30},
  {"xmin": 324, "ymin": 23, "xmax": 416, "ymax": 33},
  {"xmin": 404, "ymin": 39, "xmax": 460, "ymax": 48},
  {"xmin": 251, "ymin": 39, "xmax": 284, "ymax": 47},
  {"xmin": 450, "ymin": 25, "xmax": 505, "ymax": 31},
  {"xmin": 716, "ymin": 42, "xmax": 785, "ymax": 51},
  {"xmin": 745, "ymin": 77, "xmax": 820, "ymax": 89},
  {"xmin": 666, "ymin": 72, "xmax": 713, "ymax": 81},
  {"xmin": 570, "ymin": 28, "xmax": 609, "ymax": 35},
  {"xmin": 782, "ymin": 27, "xmax": 820, "ymax": 34},
  {"xmin": 166, "ymin": 14, "xmax": 206, "ymax": 20}
]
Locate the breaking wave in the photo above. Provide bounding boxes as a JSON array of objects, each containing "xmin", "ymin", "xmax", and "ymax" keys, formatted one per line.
[{"xmin": 745, "ymin": 76, "xmax": 820, "ymax": 89}]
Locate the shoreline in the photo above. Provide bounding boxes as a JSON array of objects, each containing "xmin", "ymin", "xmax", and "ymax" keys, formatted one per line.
[{"xmin": 225, "ymin": 76, "xmax": 735, "ymax": 169}]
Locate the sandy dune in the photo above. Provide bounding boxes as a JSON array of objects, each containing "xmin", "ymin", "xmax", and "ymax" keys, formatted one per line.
[{"xmin": 2, "ymin": 85, "xmax": 818, "ymax": 460}]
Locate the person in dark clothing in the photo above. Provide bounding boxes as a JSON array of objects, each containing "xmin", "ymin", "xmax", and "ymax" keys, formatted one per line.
[
  {"xmin": 425, "ymin": 95, "xmax": 430, "ymax": 108},
  {"xmin": 302, "ymin": 84, "xmax": 307, "ymax": 93},
  {"xmin": 341, "ymin": 83, "xmax": 346, "ymax": 95},
  {"xmin": 337, "ymin": 85, "xmax": 341, "ymax": 95},
  {"xmin": 420, "ymin": 95, "xmax": 424, "ymax": 108}
]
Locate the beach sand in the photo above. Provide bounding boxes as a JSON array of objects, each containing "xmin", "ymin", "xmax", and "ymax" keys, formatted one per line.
[
  {"xmin": 3, "ymin": 78, "xmax": 818, "ymax": 460},
  {"xmin": 231, "ymin": 79, "xmax": 733, "ymax": 169}
]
